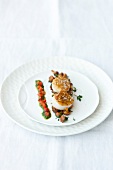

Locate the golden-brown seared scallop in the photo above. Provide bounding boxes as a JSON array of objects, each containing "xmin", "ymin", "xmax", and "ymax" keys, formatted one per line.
[
  {"xmin": 52, "ymin": 76, "xmax": 71, "ymax": 93},
  {"xmin": 52, "ymin": 91, "xmax": 74, "ymax": 110}
]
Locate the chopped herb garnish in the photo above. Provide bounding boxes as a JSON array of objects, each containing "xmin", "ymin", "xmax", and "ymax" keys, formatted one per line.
[
  {"xmin": 54, "ymin": 73, "xmax": 58, "ymax": 77},
  {"xmin": 73, "ymin": 87, "xmax": 77, "ymax": 92},
  {"xmin": 77, "ymin": 95, "xmax": 83, "ymax": 101},
  {"xmin": 65, "ymin": 117, "xmax": 68, "ymax": 121},
  {"xmin": 73, "ymin": 118, "xmax": 75, "ymax": 121},
  {"xmin": 42, "ymin": 111, "xmax": 51, "ymax": 119}
]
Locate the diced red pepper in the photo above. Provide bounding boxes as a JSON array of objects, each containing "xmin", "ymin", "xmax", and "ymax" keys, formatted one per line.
[
  {"xmin": 38, "ymin": 86, "xmax": 43, "ymax": 91},
  {"xmin": 43, "ymin": 99, "xmax": 46, "ymax": 103},
  {"xmin": 38, "ymin": 93, "xmax": 43, "ymax": 97},
  {"xmin": 38, "ymin": 81, "xmax": 43, "ymax": 86},
  {"xmin": 44, "ymin": 107, "xmax": 49, "ymax": 112},
  {"xmin": 42, "ymin": 103, "xmax": 47, "ymax": 108}
]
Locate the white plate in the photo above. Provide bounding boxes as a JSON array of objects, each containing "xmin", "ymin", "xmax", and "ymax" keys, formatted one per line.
[
  {"xmin": 1, "ymin": 57, "xmax": 113, "ymax": 136},
  {"xmin": 19, "ymin": 70, "xmax": 99, "ymax": 126}
]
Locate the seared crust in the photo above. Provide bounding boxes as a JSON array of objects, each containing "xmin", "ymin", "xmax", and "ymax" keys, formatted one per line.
[
  {"xmin": 54, "ymin": 91, "xmax": 74, "ymax": 106},
  {"xmin": 52, "ymin": 76, "xmax": 71, "ymax": 92}
]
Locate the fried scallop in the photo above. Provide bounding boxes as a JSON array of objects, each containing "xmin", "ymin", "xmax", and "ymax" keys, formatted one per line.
[
  {"xmin": 52, "ymin": 91, "xmax": 74, "ymax": 110},
  {"xmin": 52, "ymin": 76, "xmax": 71, "ymax": 93}
]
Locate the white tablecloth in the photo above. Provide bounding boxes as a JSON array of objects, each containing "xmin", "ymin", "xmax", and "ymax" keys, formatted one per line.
[{"xmin": 0, "ymin": 0, "xmax": 113, "ymax": 170}]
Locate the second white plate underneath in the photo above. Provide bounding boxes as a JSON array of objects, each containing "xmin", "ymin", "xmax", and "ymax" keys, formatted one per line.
[{"xmin": 19, "ymin": 70, "xmax": 99, "ymax": 126}]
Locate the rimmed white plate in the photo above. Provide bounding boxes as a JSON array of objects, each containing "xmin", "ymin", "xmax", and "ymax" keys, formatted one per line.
[
  {"xmin": 19, "ymin": 70, "xmax": 99, "ymax": 126},
  {"xmin": 1, "ymin": 57, "xmax": 113, "ymax": 136}
]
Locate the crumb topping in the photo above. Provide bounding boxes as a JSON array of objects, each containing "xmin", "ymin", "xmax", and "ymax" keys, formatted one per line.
[
  {"xmin": 54, "ymin": 91, "xmax": 74, "ymax": 106},
  {"xmin": 52, "ymin": 77, "xmax": 71, "ymax": 91}
]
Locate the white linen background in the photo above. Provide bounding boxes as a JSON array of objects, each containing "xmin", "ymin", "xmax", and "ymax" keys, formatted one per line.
[{"xmin": 0, "ymin": 0, "xmax": 113, "ymax": 170}]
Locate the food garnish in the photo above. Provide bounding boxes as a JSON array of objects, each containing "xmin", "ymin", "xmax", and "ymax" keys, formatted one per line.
[{"xmin": 35, "ymin": 80, "xmax": 51, "ymax": 119}]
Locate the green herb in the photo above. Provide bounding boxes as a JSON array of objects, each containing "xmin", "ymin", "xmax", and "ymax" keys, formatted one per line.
[
  {"xmin": 73, "ymin": 87, "xmax": 77, "ymax": 92},
  {"xmin": 65, "ymin": 117, "xmax": 68, "ymax": 121},
  {"xmin": 77, "ymin": 95, "xmax": 83, "ymax": 101},
  {"xmin": 71, "ymin": 92, "xmax": 73, "ymax": 96},
  {"xmin": 35, "ymin": 80, "xmax": 38, "ymax": 83},
  {"xmin": 42, "ymin": 111, "xmax": 51, "ymax": 119},
  {"xmin": 54, "ymin": 73, "xmax": 58, "ymax": 77},
  {"xmin": 73, "ymin": 118, "xmax": 75, "ymax": 121}
]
